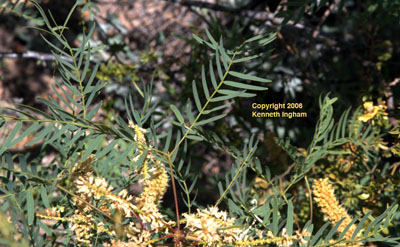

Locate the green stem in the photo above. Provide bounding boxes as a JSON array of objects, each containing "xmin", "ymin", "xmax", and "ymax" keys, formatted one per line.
[
  {"xmin": 215, "ymin": 145, "xmax": 254, "ymax": 206},
  {"xmin": 167, "ymin": 153, "xmax": 180, "ymax": 230},
  {"xmin": 170, "ymin": 45, "xmax": 242, "ymax": 155}
]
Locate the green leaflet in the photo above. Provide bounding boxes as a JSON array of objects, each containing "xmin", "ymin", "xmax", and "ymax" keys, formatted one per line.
[
  {"xmin": 170, "ymin": 105, "xmax": 185, "ymax": 124},
  {"xmin": 229, "ymin": 71, "xmax": 271, "ymax": 83},
  {"xmin": 224, "ymin": 80, "xmax": 268, "ymax": 91},
  {"xmin": 196, "ymin": 114, "xmax": 227, "ymax": 126},
  {"xmin": 192, "ymin": 80, "xmax": 202, "ymax": 112},
  {"xmin": 26, "ymin": 190, "xmax": 34, "ymax": 226},
  {"xmin": 39, "ymin": 186, "xmax": 50, "ymax": 209},
  {"xmin": 201, "ymin": 65, "xmax": 210, "ymax": 99},
  {"xmin": 287, "ymin": 200, "xmax": 293, "ymax": 236}
]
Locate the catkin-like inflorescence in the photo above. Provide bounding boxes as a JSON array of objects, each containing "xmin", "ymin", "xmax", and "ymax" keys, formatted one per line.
[
  {"xmin": 129, "ymin": 122, "xmax": 170, "ymax": 230},
  {"xmin": 183, "ymin": 206, "xmax": 245, "ymax": 246},
  {"xmin": 134, "ymin": 162, "xmax": 169, "ymax": 230},
  {"xmin": 75, "ymin": 175, "xmax": 136, "ymax": 217},
  {"xmin": 313, "ymin": 178, "xmax": 360, "ymax": 247}
]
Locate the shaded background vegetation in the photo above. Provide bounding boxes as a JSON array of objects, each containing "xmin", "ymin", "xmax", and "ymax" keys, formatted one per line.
[{"xmin": 1, "ymin": 0, "xmax": 400, "ymax": 244}]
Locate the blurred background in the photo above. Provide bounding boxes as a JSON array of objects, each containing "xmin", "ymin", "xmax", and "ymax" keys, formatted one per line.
[{"xmin": 1, "ymin": 0, "xmax": 400, "ymax": 239}]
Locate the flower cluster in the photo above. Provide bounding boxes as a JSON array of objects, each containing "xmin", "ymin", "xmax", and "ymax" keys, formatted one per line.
[
  {"xmin": 183, "ymin": 206, "xmax": 243, "ymax": 246},
  {"xmin": 65, "ymin": 123, "xmax": 171, "ymax": 245},
  {"xmin": 75, "ymin": 175, "xmax": 136, "ymax": 217},
  {"xmin": 37, "ymin": 121, "xmax": 319, "ymax": 247},
  {"xmin": 358, "ymin": 101, "xmax": 387, "ymax": 122},
  {"xmin": 130, "ymin": 122, "xmax": 170, "ymax": 230},
  {"xmin": 135, "ymin": 164, "xmax": 170, "ymax": 230},
  {"xmin": 237, "ymin": 229, "xmax": 310, "ymax": 247},
  {"xmin": 69, "ymin": 213, "xmax": 109, "ymax": 245},
  {"xmin": 313, "ymin": 178, "xmax": 360, "ymax": 247},
  {"xmin": 182, "ymin": 205, "xmax": 313, "ymax": 247}
]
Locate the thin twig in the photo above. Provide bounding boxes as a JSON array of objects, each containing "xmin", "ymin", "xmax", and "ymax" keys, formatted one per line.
[
  {"xmin": 312, "ymin": 0, "xmax": 340, "ymax": 38},
  {"xmin": 166, "ymin": 0, "xmax": 242, "ymax": 13},
  {"xmin": 0, "ymin": 51, "xmax": 75, "ymax": 63},
  {"xmin": 304, "ymin": 176, "xmax": 313, "ymax": 224},
  {"xmin": 386, "ymin": 78, "xmax": 399, "ymax": 126},
  {"xmin": 167, "ymin": 0, "xmax": 306, "ymax": 29},
  {"xmin": 167, "ymin": 153, "xmax": 181, "ymax": 230}
]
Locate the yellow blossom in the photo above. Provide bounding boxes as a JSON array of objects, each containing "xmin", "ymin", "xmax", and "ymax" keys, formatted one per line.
[
  {"xmin": 183, "ymin": 206, "xmax": 242, "ymax": 246},
  {"xmin": 313, "ymin": 178, "xmax": 360, "ymax": 247},
  {"xmin": 74, "ymin": 175, "xmax": 136, "ymax": 218},
  {"xmin": 358, "ymin": 101, "xmax": 387, "ymax": 122},
  {"xmin": 135, "ymin": 164, "xmax": 169, "ymax": 230},
  {"xmin": 128, "ymin": 121, "xmax": 169, "ymax": 230},
  {"xmin": 129, "ymin": 121, "xmax": 147, "ymax": 143}
]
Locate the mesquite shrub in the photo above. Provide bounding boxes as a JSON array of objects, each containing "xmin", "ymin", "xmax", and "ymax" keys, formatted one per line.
[{"xmin": 0, "ymin": 1, "xmax": 399, "ymax": 247}]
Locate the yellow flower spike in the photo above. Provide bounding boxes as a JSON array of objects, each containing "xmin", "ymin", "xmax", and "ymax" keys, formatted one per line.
[
  {"xmin": 37, "ymin": 214, "xmax": 67, "ymax": 222},
  {"xmin": 128, "ymin": 120, "xmax": 170, "ymax": 231},
  {"xmin": 313, "ymin": 178, "xmax": 360, "ymax": 247},
  {"xmin": 182, "ymin": 206, "xmax": 245, "ymax": 246},
  {"xmin": 135, "ymin": 162, "xmax": 169, "ymax": 230},
  {"xmin": 143, "ymin": 160, "xmax": 149, "ymax": 180},
  {"xmin": 359, "ymin": 101, "xmax": 379, "ymax": 122},
  {"xmin": 128, "ymin": 121, "xmax": 147, "ymax": 144}
]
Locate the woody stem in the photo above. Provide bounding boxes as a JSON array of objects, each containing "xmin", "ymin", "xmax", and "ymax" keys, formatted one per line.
[{"xmin": 167, "ymin": 153, "xmax": 180, "ymax": 230}]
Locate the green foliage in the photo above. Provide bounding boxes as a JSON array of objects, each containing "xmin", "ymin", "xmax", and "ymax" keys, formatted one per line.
[
  {"xmin": 97, "ymin": 61, "xmax": 138, "ymax": 83},
  {"xmin": 0, "ymin": 1, "xmax": 399, "ymax": 246},
  {"xmin": 0, "ymin": 0, "xmax": 43, "ymax": 25}
]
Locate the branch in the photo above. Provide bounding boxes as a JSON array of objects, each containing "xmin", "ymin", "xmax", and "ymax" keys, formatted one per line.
[
  {"xmin": 0, "ymin": 50, "xmax": 73, "ymax": 63},
  {"xmin": 0, "ymin": 50, "xmax": 154, "ymax": 72},
  {"xmin": 312, "ymin": 0, "xmax": 340, "ymax": 38},
  {"xmin": 0, "ymin": 50, "xmax": 95, "ymax": 68},
  {"xmin": 166, "ymin": 0, "xmax": 305, "ymax": 30},
  {"xmin": 166, "ymin": 0, "xmax": 241, "ymax": 13}
]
